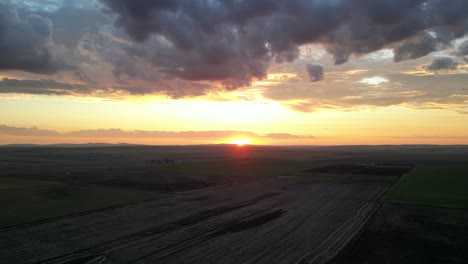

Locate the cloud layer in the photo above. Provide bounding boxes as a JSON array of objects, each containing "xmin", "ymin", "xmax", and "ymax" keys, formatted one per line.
[
  {"xmin": 0, "ymin": 125, "xmax": 315, "ymax": 142},
  {"xmin": 0, "ymin": 0, "xmax": 468, "ymax": 102},
  {"xmin": 102, "ymin": 0, "xmax": 468, "ymax": 85}
]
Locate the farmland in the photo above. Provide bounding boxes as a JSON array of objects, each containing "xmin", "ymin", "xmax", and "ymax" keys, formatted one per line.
[
  {"xmin": 328, "ymin": 148, "xmax": 468, "ymax": 264},
  {"xmin": 0, "ymin": 178, "xmax": 165, "ymax": 227},
  {"xmin": 383, "ymin": 165, "xmax": 468, "ymax": 208},
  {"xmin": 0, "ymin": 145, "xmax": 326, "ymax": 192},
  {"xmin": 1, "ymin": 145, "xmax": 468, "ymax": 263},
  {"xmin": 331, "ymin": 204, "xmax": 468, "ymax": 264},
  {"xmin": 1, "ymin": 179, "xmax": 387, "ymax": 264}
]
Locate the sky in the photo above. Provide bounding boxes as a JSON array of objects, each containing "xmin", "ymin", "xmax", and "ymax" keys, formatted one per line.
[{"xmin": 1, "ymin": 0, "xmax": 468, "ymax": 145}]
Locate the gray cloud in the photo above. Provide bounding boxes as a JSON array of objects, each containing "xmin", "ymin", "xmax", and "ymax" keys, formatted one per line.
[
  {"xmin": 0, "ymin": 0, "xmax": 68, "ymax": 73},
  {"xmin": 11, "ymin": 0, "xmax": 64, "ymax": 12},
  {"xmin": 454, "ymin": 40, "xmax": 468, "ymax": 56},
  {"xmin": 306, "ymin": 64, "xmax": 324, "ymax": 82},
  {"xmin": 46, "ymin": 6, "xmax": 110, "ymax": 48},
  {"xmin": 100, "ymin": 0, "xmax": 468, "ymax": 87},
  {"xmin": 111, "ymin": 79, "xmax": 213, "ymax": 98},
  {"xmin": 0, "ymin": 77, "xmax": 90, "ymax": 95},
  {"xmin": 424, "ymin": 57, "xmax": 460, "ymax": 72},
  {"xmin": 394, "ymin": 30, "xmax": 456, "ymax": 62}
]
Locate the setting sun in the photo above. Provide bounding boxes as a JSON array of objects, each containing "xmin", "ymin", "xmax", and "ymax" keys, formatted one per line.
[{"xmin": 230, "ymin": 138, "xmax": 251, "ymax": 146}]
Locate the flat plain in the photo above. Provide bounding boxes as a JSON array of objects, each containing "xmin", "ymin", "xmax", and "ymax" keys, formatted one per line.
[
  {"xmin": 383, "ymin": 165, "xmax": 468, "ymax": 208},
  {"xmin": 1, "ymin": 145, "xmax": 468, "ymax": 263},
  {"xmin": 0, "ymin": 178, "xmax": 165, "ymax": 227},
  {"xmin": 332, "ymin": 204, "xmax": 468, "ymax": 264},
  {"xmin": 1, "ymin": 179, "xmax": 387, "ymax": 264}
]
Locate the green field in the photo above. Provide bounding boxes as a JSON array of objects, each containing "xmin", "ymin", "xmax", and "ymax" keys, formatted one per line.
[
  {"xmin": 290, "ymin": 173, "xmax": 399, "ymax": 184},
  {"xmin": 0, "ymin": 178, "xmax": 59, "ymax": 190},
  {"xmin": 383, "ymin": 165, "xmax": 468, "ymax": 208},
  {"xmin": 162, "ymin": 158, "xmax": 318, "ymax": 177},
  {"xmin": 0, "ymin": 178, "xmax": 166, "ymax": 227}
]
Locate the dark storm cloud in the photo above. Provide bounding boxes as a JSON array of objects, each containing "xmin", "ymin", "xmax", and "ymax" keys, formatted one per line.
[
  {"xmin": 14, "ymin": 1, "xmax": 110, "ymax": 47},
  {"xmin": 454, "ymin": 40, "xmax": 468, "ymax": 56},
  {"xmin": 424, "ymin": 57, "xmax": 459, "ymax": 72},
  {"xmin": 46, "ymin": 6, "xmax": 110, "ymax": 48},
  {"xmin": 0, "ymin": 0, "xmax": 68, "ymax": 73},
  {"xmin": 100, "ymin": 0, "xmax": 468, "ymax": 87},
  {"xmin": 2, "ymin": 0, "xmax": 468, "ymax": 97},
  {"xmin": 393, "ymin": 30, "xmax": 456, "ymax": 62},
  {"xmin": 306, "ymin": 64, "xmax": 324, "ymax": 82},
  {"xmin": 0, "ymin": 77, "xmax": 89, "ymax": 95}
]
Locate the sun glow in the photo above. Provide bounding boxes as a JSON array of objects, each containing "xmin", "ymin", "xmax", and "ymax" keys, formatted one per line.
[{"xmin": 230, "ymin": 138, "xmax": 251, "ymax": 146}]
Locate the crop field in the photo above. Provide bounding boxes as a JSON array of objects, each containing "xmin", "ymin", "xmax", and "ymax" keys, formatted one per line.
[
  {"xmin": 162, "ymin": 158, "xmax": 315, "ymax": 177},
  {"xmin": 322, "ymin": 145, "xmax": 468, "ymax": 165},
  {"xmin": 0, "ymin": 177, "xmax": 59, "ymax": 189},
  {"xmin": 289, "ymin": 173, "xmax": 399, "ymax": 184},
  {"xmin": 1, "ymin": 179, "xmax": 387, "ymax": 264},
  {"xmin": 0, "ymin": 178, "xmax": 165, "ymax": 227},
  {"xmin": 290, "ymin": 163, "xmax": 412, "ymax": 184},
  {"xmin": 328, "ymin": 149, "xmax": 468, "ymax": 264},
  {"xmin": 96, "ymin": 158, "xmax": 317, "ymax": 192},
  {"xmin": 0, "ymin": 146, "xmax": 326, "ymax": 192},
  {"xmin": 383, "ymin": 165, "xmax": 468, "ymax": 208},
  {"xmin": 2, "ymin": 145, "xmax": 468, "ymax": 263},
  {"xmin": 303, "ymin": 164, "xmax": 413, "ymax": 176},
  {"xmin": 331, "ymin": 204, "xmax": 468, "ymax": 264}
]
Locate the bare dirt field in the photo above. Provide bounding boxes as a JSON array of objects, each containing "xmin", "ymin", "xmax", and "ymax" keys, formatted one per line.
[{"xmin": 1, "ymin": 179, "xmax": 387, "ymax": 264}]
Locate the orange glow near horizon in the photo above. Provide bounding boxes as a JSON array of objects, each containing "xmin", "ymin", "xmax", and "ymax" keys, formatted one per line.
[
  {"xmin": 1, "ymin": 95, "xmax": 468, "ymax": 145},
  {"xmin": 229, "ymin": 138, "xmax": 251, "ymax": 146}
]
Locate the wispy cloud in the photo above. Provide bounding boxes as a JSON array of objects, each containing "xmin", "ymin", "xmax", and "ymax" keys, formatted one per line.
[
  {"xmin": 0, "ymin": 78, "xmax": 90, "ymax": 95},
  {"xmin": 0, "ymin": 125, "xmax": 61, "ymax": 137},
  {"xmin": 0, "ymin": 125, "xmax": 315, "ymax": 142}
]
